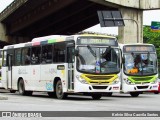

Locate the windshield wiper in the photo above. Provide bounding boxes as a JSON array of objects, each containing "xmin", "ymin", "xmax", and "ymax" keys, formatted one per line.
[{"xmin": 87, "ymin": 45, "xmax": 96, "ymax": 57}]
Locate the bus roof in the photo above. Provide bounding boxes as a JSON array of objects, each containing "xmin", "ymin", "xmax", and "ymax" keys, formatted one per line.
[
  {"xmin": 73, "ymin": 33, "xmax": 116, "ymax": 39},
  {"xmin": 3, "ymin": 36, "xmax": 69, "ymax": 50},
  {"xmin": 3, "ymin": 34, "xmax": 117, "ymax": 50},
  {"xmin": 31, "ymin": 35, "xmax": 68, "ymax": 42},
  {"xmin": 3, "ymin": 42, "xmax": 30, "ymax": 50}
]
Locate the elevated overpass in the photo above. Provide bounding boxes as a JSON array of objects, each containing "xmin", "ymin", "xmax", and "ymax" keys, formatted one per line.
[
  {"xmin": 92, "ymin": 0, "xmax": 160, "ymax": 9},
  {"xmin": 0, "ymin": 0, "xmax": 160, "ymax": 46}
]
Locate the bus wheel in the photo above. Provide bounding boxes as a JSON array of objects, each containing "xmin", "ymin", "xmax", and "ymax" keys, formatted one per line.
[
  {"xmin": 106, "ymin": 92, "xmax": 113, "ymax": 97},
  {"xmin": 10, "ymin": 90, "xmax": 16, "ymax": 93},
  {"xmin": 130, "ymin": 92, "xmax": 139, "ymax": 97},
  {"xmin": 154, "ymin": 91, "xmax": 159, "ymax": 94},
  {"xmin": 26, "ymin": 91, "xmax": 33, "ymax": 96},
  {"xmin": 48, "ymin": 92, "xmax": 56, "ymax": 98},
  {"xmin": 91, "ymin": 94, "xmax": 102, "ymax": 100},
  {"xmin": 56, "ymin": 80, "xmax": 67, "ymax": 99},
  {"xmin": 18, "ymin": 79, "xmax": 26, "ymax": 95}
]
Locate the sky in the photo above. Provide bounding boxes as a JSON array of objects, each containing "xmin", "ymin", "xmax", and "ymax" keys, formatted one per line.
[
  {"xmin": 0, "ymin": 0, "xmax": 14, "ymax": 12},
  {"xmin": 0, "ymin": 0, "xmax": 160, "ymax": 35}
]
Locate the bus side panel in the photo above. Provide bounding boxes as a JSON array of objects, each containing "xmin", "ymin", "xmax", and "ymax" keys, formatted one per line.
[
  {"xmin": 12, "ymin": 66, "xmax": 20, "ymax": 90},
  {"xmin": 63, "ymin": 63, "xmax": 68, "ymax": 92},
  {"xmin": 40, "ymin": 64, "xmax": 56, "ymax": 92},
  {"xmin": 1, "ymin": 67, "xmax": 8, "ymax": 89},
  {"xmin": 25, "ymin": 66, "xmax": 32, "ymax": 90},
  {"xmin": 39, "ymin": 63, "xmax": 68, "ymax": 92},
  {"xmin": 30, "ymin": 65, "xmax": 40, "ymax": 91},
  {"xmin": 12, "ymin": 66, "xmax": 32, "ymax": 90}
]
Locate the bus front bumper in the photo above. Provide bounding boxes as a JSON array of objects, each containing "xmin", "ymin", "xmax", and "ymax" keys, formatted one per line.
[
  {"xmin": 122, "ymin": 83, "xmax": 159, "ymax": 93},
  {"xmin": 74, "ymin": 82, "xmax": 120, "ymax": 93}
]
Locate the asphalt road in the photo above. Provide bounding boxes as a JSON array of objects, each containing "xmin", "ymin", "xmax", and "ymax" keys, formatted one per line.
[{"xmin": 0, "ymin": 89, "xmax": 160, "ymax": 120}]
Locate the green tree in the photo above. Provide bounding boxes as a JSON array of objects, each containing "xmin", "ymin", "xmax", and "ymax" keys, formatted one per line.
[{"xmin": 143, "ymin": 26, "xmax": 160, "ymax": 76}]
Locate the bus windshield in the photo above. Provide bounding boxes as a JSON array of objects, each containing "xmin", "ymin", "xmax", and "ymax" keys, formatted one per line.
[
  {"xmin": 77, "ymin": 46, "xmax": 120, "ymax": 74},
  {"xmin": 124, "ymin": 53, "xmax": 157, "ymax": 75}
]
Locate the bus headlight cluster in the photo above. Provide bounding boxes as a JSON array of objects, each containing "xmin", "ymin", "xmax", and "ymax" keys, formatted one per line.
[
  {"xmin": 112, "ymin": 78, "xmax": 119, "ymax": 84},
  {"xmin": 76, "ymin": 75, "xmax": 88, "ymax": 84},
  {"xmin": 151, "ymin": 78, "xmax": 159, "ymax": 84},
  {"xmin": 124, "ymin": 78, "xmax": 134, "ymax": 85}
]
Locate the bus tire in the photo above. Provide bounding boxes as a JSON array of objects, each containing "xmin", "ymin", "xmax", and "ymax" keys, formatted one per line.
[
  {"xmin": 55, "ymin": 80, "xmax": 67, "ymax": 99},
  {"xmin": 18, "ymin": 79, "xmax": 27, "ymax": 95},
  {"xmin": 106, "ymin": 92, "xmax": 112, "ymax": 97},
  {"xmin": 130, "ymin": 92, "xmax": 139, "ymax": 97},
  {"xmin": 26, "ymin": 91, "xmax": 33, "ymax": 96},
  {"xmin": 10, "ymin": 90, "xmax": 16, "ymax": 93},
  {"xmin": 48, "ymin": 92, "xmax": 56, "ymax": 98},
  {"xmin": 91, "ymin": 94, "xmax": 102, "ymax": 100},
  {"xmin": 154, "ymin": 91, "xmax": 159, "ymax": 94}
]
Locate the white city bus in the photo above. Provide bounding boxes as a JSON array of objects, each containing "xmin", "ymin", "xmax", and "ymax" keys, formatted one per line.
[
  {"xmin": 1, "ymin": 33, "xmax": 121, "ymax": 99},
  {"xmin": 119, "ymin": 43, "xmax": 159, "ymax": 97}
]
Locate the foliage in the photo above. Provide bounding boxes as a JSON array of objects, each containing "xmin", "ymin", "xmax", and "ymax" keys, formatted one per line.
[{"xmin": 143, "ymin": 26, "xmax": 160, "ymax": 76}]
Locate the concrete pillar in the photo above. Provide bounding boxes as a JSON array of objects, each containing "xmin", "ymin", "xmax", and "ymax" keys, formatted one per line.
[
  {"xmin": 0, "ymin": 23, "xmax": 8, "ymax": 42},
  {"xmin": 118, "ymin": 8, "xmax": 143, "ymax": 44},
  {"xmin": 0, "ymin": 23, "xmax": 31, "ymax": 45}
]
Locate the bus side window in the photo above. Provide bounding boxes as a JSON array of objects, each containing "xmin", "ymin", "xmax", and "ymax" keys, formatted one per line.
[
  {"xmin": 31, "ymin": 47, "xmax": 41, "ymax": 64},
  {"xmin": 2, "ymin": 51, "xmax": 7, "ymax": 67},
  {"xmin": 6, "ymin": 49, "xmax": 14, "ymax": 66},
  {"xmin": 54, "ymin": 42, "xmax": 65, "ymax": 63},
  {"xmin": 52, "ymin": 45, "xmax": 56, "ymax": 62},
  {"xmin": 41, "ymin": 46, "xmax": 46, "ymax": 64},
  {"xmin": 15, "ymin": 48, "xmax": 21, "ymax": 66},
  {"xmin": 22, "ymin": 47, "xmax": 30, "ymax": 65},
  {"xmin": 41, "ymin": 45, "xmax": 52, "ymax": 64}
]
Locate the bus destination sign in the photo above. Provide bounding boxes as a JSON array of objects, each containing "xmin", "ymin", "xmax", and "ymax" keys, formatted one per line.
[
  {"xmin": 77, "ymin": 37, "xmax": 117, "ymax": 46},
  {"xmin": 124, "ymin": 45, "xmax": 155, "ymax": 52}
]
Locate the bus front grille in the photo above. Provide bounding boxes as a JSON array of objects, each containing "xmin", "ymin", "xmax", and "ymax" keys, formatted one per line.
[
  {"xmin": 85, "ymin": 76, "xmax": 114, "ymax": 80},
  {"xmin": 128, "ymin": 76, "xmax": 157, "ymax": 83},
  {"xmin": 81, "ymin": 74, "xmax": 118, "ymax": 84},
  {"xmin": 137, "ymin": 86, "xmax": 149, "ymax": 89},
  {"xmin": 92, "ymin": 86, "xmax": 108, "ymax": 89},
  {"xmin": 131, "ymin": 77, "xmax": 153, "ymax": 81}
]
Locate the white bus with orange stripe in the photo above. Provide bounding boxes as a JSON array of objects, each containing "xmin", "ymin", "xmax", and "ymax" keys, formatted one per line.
[{"xmin": 1, "ymin": 34, "xmax": 121, "ymax": 99}]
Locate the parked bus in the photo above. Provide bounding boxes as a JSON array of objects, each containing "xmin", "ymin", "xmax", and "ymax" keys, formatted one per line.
[
  {"xmin": 119, "ymin": 43, "xmax": 159, "ymax": 97},
  {"xmin": 1, "ymin": 33, "xmax": 121, "ymax": 99}
]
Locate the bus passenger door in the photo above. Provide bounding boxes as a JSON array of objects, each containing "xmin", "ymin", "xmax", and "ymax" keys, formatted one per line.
[
  {"xmin": 7, "ymin": 54, "xmax": 13, "ymax": 89},
  {"xmin": 67, "ymin": 45, "xmax": 75, "ymax": 90}
]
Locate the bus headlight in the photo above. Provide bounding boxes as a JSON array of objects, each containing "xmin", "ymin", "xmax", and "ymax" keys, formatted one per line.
[
  {"xmin": 112, "ymin": 78, "xmax": 119, "ymax": 84},
  {"xmin": 151, "ymin": 78, "xmax": 159, "ymax": 84},
  {"xmin": 124, "ymin": 78, "xmax": 134, "ymax": 85},
  {"xmin": 76, "ymin": 75, "xmax": 88, "ymax": 84}
]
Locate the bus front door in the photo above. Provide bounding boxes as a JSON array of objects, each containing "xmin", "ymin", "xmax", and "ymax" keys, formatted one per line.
[
  {"xmin": 7, "ymin": 54, "xmax": 13, "ymax": 89},
  {"xmin": 67, "ymin": 45, "xmax": 75, "ymax": 90}
]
